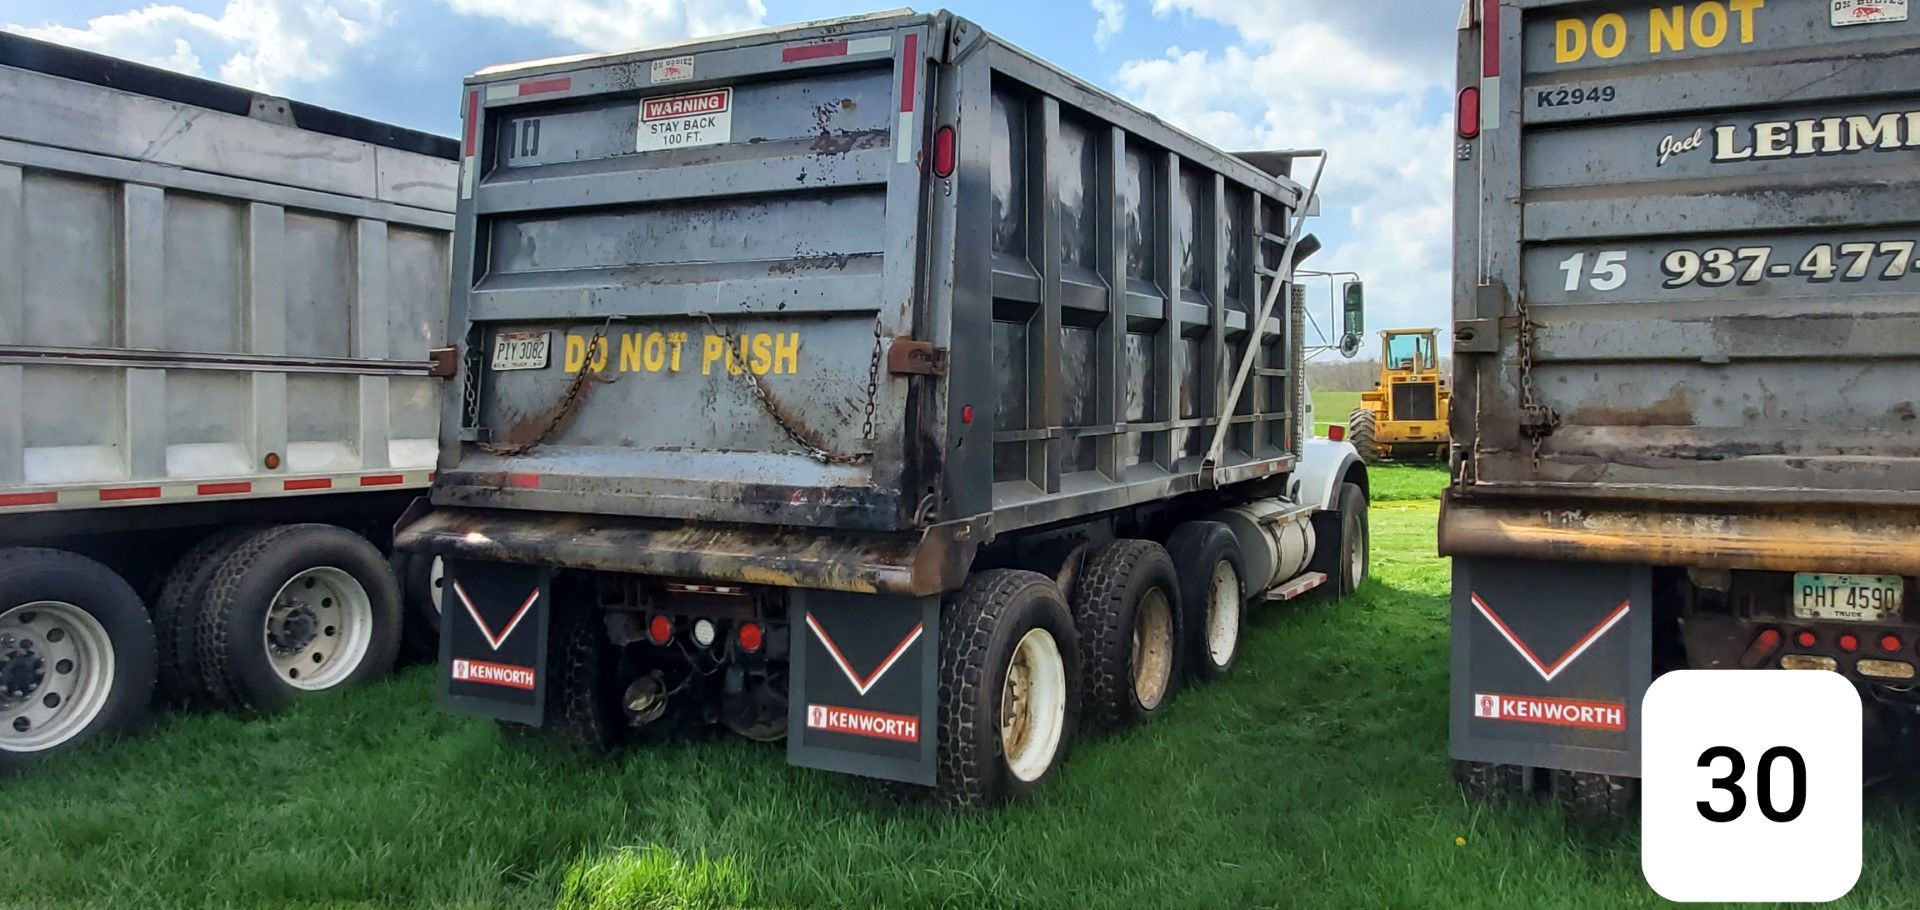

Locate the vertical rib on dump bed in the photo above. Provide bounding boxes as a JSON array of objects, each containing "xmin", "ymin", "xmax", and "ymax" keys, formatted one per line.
[
  {"xmin": 431, "ymin": 11, "xmax": 1311, "ymax": 551},
  {"xmin": 1452, "ymin": 0, "xmax": 1920, "ymax": 509}
]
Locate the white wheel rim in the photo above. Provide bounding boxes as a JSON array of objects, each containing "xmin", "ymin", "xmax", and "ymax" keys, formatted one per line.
[
  {"xmin": 1132, "ymin": 588, "xmax": 1174, "ymax": 709},
  {"xmin": 0, "ymin": 601, "xmax": 115, "ymax": 754},
  {"xmin": 428, "ymin": 556, "xmax": 446, "ymax": 616},
  {"xmin": 264, "ymin": 567, "xmax": 373, "ymax": 691},
  {"xmin": 1347, "ymin": 513, "xmax": 1366, "ymax": 586},
  {"xmin": 1206, "ymin": 561, "xmax": 1242, "ymax": 667},
  {"xmin": 1000, "ymin": 627, "xmax": 1067, "ymax": 782}
]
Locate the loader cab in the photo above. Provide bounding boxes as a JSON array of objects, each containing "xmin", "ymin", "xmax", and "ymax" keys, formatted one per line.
[{"xmin": 1347, "ymin": 328, "xmax": 1450, "ymax": 463}]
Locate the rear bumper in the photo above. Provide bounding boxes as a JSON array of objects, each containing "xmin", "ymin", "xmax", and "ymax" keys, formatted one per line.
[
  {"xmin": 1439, "ymin": 492, "xmax": 1920, "ymax": 576},
  {"xmin": 394, "ymin": 500, "xmax": 979, "ymax": 596}
]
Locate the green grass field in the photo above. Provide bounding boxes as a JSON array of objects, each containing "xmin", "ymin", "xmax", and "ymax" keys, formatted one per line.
[
  {"xmin": 1311, "ymin": 389, "xmax": 1363, "ymax": 435},
  {"xmin": 12, "ymin": 474, "xmax": 1920, "ymax": 908}
]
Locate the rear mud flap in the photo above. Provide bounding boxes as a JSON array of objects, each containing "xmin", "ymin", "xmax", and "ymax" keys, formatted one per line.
[
  {"xmin": 440, "ymin": 559, "xmax": 552, "ymax": 727},
  {"xmin": 788, "ymin": 590, "xmax": 939, "ymax": 785},
  {"xmin": 1451, "ymin": 558, "xmax": 1652, "ymax": 777}
]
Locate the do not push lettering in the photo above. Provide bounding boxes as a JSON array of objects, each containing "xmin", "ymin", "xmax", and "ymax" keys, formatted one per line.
[{"xmin": 564, "ymin": 331, "xmax": 802, "ymax": 376}]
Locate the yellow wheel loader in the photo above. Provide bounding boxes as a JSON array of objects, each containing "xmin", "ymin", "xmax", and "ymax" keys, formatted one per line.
[{"xmin": 1348, "ymin": 329, "xmax": 1448, "ymax": 463}]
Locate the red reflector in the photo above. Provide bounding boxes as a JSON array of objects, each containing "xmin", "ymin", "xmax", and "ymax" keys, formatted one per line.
[
  {"xmin": 508, "ymin": 473, "xmax": 540, "ymax": 489},
  {"xmin": 1796, "ymin": 630, "xmax": 1817, "ymax": 648},
  {"xmin": 961, "ymin": 405, "xmax": 974, "ymax": 424},
  {"xmin": 648, "ymin": 614, "xmax": 673, "ymax": 645},
  {"xmin": 1882, "ymin": 634, "xmax": 1902, "ymax": 653},
  {"xmin": 1457, "ymin": 87, "xmax": 1481, "ymax": 140},
  {"xmin": 933, "ymin": 125, "xmax": 956, "ymax": 177},
  {"xmin": 1839, "ymin": 633, "xmax": 1859, "ymax": 653},
  {"xmin": 738, "ymin": 622, "xmax": 764, "ymax": 652},
  {"xmin": 1757, "ymin": 628, "xmax": 1781, "ymax": 649},
  {"xmin": 1328, "ymin": 424, "xmax": 1346, "ymax": 442}
]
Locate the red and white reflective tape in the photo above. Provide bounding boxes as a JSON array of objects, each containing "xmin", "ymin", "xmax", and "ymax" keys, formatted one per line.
[
  {"xmin": 1269, "ymin": 571, "xmax": 1328, "ymax": 601},
  {"xmin": 896, "ymin": 32, "xmax": 919, "ymax": 164},
  {"xmin": 0, "ymin": 470, "xmax": 435, "ymax": 512},
  {"xmin": 461, "ymin": 88, "xmax": 480, "ymax": 199},
  {"xmin": 1480, "ymin": 0, "xmax": 1501, "ymax": 132},
  {"xmin": 485, "ymin": 76, "xmax": 573, "ymax": 101},
  {"xmin": 779, "ymin": 34, "xmax": 891, "ymax": 63}
]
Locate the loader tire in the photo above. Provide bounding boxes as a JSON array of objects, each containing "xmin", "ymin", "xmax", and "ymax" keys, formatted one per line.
[
  {"xmin": 1071, "ymin": 540, "xmax": 1182, "ymax": 730},
  {"xmin": 1165, "ymin": 522, "xmax": 1245, "ymax": 684},
  {"xmin": 1348, "ymin": 407, "xmax": 1382, "ymax": 463},
  {"xmin": 934, "ymin": 569, "xmax": 1080, "ymax": 808},
  {"xmin": 153, "ymin": 527, "xmax": 256, "ymax": 706},
  {"xmin": 195, "ymin": 525, "xmax": 401, "ymax": 712},
  {"xmin": 0, "ymin": 549, "xmax": 156, "ymax": 768}
]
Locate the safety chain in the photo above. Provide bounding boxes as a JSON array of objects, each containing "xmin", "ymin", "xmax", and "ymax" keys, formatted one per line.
[
  {"xmin": 1514, "ymin": 290, "xmax": 1555, "ymax": 473},
  {"xmin": 701, "ymin": 312, "xmax": 877, "ymax": 465},
  {"xmin": 861, "ymin": 319, "xmax": 882, "ymax": 442},
  {"xmin": 479, "ymin": 317, "xmax": 614, "ymax": 457}
]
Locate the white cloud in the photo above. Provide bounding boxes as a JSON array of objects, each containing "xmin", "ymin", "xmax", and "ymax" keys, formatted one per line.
[
  {"xmin": 6, "ymin": 0, "xmax": 389, "ymax": 92},
  {"xmin": 1091, "ymin": 0, "xmax": 1125, "ymax": 47},
  {"xmin": 439, "ymin": 0, "xmax": 765, "ymax": 52},
  {"xmin": 1117, "ymin": 0, "xmax": 1455, "ymax": 338}
]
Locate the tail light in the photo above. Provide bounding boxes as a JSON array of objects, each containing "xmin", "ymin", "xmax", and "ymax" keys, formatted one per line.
[
  {"xmin": 1881, "ymin": 634, "xmax": 1902, "ymax": 653},
  {"xmin": 1328, "ymin": 424, "xmax": 1346, "ymax": 442},
  {"xmin": 648, "ymin": 614, "xmax": 674, "ymax": 645},
  {"xmin": 1795, "ymin": 630, "xmax": 1817, "ymax": 648},
  {"xmin": 737, "ymin": 622, "xmax": 764, "ymax": 653},
  {"xmin": 1456, "ymin": 87, "xmax": 1481, "ymax": 140},
  {"xmin": 1739, "ymin": 628, "xmax": 1782, "ymax": 668},
  {"xmin": 1838, "ymin": 633, "xmax": 1859, "ymax": 653},
  {"xmin": 932, "ymin": 125, "xmax": 956, "ymax": 178}
]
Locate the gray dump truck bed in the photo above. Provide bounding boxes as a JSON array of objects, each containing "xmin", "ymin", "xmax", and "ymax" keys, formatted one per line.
[
  {"xmin": 1450, "ymin": 0, "xmax": 1920, "ymax": 516},
  {"xmin": 412, "ymin": 10, "xmax": 1316, "ymax": 592}
]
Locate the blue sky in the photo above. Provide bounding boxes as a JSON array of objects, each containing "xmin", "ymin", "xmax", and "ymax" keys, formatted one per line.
[{"xmin": 5, "ymin": 0, "xmax": 1458, "ymax": 338}]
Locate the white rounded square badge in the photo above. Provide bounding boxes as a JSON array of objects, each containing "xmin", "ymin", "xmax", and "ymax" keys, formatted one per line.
[{"xmin": 1642, "ymin": 670, "xmax": 1861, "ymax": 902}]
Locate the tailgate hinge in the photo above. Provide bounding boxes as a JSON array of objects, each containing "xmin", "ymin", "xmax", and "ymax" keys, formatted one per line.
[
  {"xmin": 887, "ymin": 338, "xmax": 949, "ymax": 377},
  {"xmin": 427, "ymin": 345, "xmax": 460, "ymax": 379}
]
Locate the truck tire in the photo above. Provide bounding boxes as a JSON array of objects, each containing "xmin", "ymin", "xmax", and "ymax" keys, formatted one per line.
[
  {"xmin": 1453, "ymin": 759, "xmax": 1530, "ymax": 801},
  {"xmin": 1552, "ymin": 769, "xmax": 1638, "ymax": 822},
  {"xmin": 1309, "ymin": 482, "xmax": 1369, "ymax": 597},
  {"xmin": 936, "ymin": 569, "xmax": 1080, "ymax": 808},
  {"xmin": 1164, "ymin": 522, "xmax": 1245, "ymax": 684},
  {"xmin": 194, "ymin": 525, "xmax": 402, "ymax": 712},
  {"xmin": 391, "ymin": 551, "xmax": 444, "ymax": 663},
  {"xmin": 1070, "ymin": 540, "xmax": 1182, "ymax": 730},
  {"xmin": 508, "ymin": 600, "xmax": 626, "ymax": 753},
  {"xmin": 1348, "ymin": 408, "xmax": 1381, "ymax": 463},
  {"xmin": 153, "ymin": 527, "xmax": 256, "ymax": 706},
  {"xmin": 0, "ymin": 549, "xmax": 156, "ymax": 768}
]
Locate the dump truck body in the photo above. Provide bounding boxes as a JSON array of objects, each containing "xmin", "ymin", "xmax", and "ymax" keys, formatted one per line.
[
  {"xmin": 401, "ymin": 10, "xmax": 1371, "ymax": 799},
  {"xmin": 1447, "ymin": 0, "xmax": 1920, "ymax": 797},
  {"xmin": 0, "ymin": 33, "xmax": 457, "ymax": 766}
]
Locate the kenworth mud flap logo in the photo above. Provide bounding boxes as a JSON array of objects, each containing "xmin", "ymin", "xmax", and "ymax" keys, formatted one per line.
[
  {"xmin": 1451, "ymin": 559, "xmax": 1653, "ymax": 777},
  {"xmin": 789, "ymin": 591, "xmax": 939, "ymax": 785},
  {"xmin": 441, "ymin": 560, "xmax": 552, "ymax": 727}
]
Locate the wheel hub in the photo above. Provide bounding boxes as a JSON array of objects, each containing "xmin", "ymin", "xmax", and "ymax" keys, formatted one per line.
[
  {"xmin": 0, "ymin": 645, "xmax": 45, "ymax": 701},
  {"xmin": 268, "ymin": 603, "xmax": 321, "ymax": 654}
]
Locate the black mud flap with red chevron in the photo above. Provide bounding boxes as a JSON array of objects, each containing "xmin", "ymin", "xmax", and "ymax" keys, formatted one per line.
[
  {"xmin": 440, "ymin": 559, "xmax": 552, "ymax": 727},
  {"xmin": 788, "ymin": 590, "xmax": 939, "ymax": 785},
  {"xmin": 1451, "ymin": 558, "xmax": 1652, "ymax": 777}
]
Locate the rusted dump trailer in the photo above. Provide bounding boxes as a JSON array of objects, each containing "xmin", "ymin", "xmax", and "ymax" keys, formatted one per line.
[
  {"xmin": 398, "ymin": 10, "xmax": 1370, "ymax": 804},
  {"xmin": 1447, "ymin": 0, "xmax": 1920, "ymax": 813},
  {"xmin": 0, "ymin": 34, "xmax": 456, "ymax": 767}
]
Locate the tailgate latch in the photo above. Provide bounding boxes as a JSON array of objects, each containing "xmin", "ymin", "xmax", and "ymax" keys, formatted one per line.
[{"xmin": 887, "ymin": 338, "xmax": 948, "ymax": 377}]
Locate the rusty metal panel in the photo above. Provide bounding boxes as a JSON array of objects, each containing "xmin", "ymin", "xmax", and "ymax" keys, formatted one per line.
[
  {"xmin": 1453, "ymin": 0, "xmax": 1920, "ymax": 508},
  {"xmin": 436, "ymin": 11, "xmax": 1310, "ymax": 542}
]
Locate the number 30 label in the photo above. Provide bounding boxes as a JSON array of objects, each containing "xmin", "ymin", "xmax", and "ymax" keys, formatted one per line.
[{"xmin": 1643, "ymin": 671, "xmax": 1860, "ymax": 902}]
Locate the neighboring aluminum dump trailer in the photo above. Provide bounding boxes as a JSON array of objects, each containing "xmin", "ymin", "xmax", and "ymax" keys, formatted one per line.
[
  {"xmin": 1447, "ymin": 0, "xmax": 1920, "ymax": 813},
  {"xmin": 0, "ymin": 34, "xmax": 457, "ymax": 766},
  {"xmin": 399, "ymin": 10, "xmax": 1370, "ymax": 804}
]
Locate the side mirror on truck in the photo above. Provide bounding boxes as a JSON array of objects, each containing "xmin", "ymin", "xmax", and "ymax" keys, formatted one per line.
[{"xmin": 1340, "ymin": 280, "xmax": 1365, "ymax": 358}]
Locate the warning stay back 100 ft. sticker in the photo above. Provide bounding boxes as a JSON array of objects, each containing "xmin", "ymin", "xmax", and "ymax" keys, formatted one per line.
[{"xmin": 637, "ymin": 88, "xmax": 732, "ymax": 152}]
